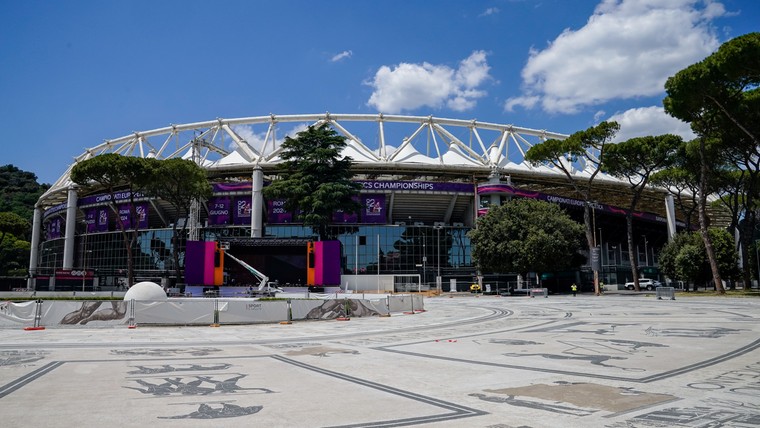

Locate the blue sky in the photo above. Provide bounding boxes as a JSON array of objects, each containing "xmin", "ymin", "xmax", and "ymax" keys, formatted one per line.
[{"xmin": 1, "ymin": 0, "xmax": 758, "ymax": 185}]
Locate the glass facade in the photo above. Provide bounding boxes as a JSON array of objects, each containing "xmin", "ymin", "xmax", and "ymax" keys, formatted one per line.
[{"xmin": 37, "ymin": 224, "xmax": 475, "ymax": 290}]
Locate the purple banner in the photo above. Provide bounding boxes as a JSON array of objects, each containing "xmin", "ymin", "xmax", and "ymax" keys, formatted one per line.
[
  {"xmin": 78, "ymin": 191, "xmax": 146, "ymax": 206},
  {"xmin": 47, "ymin": 217, "xmax": 63, "ymax": 239},
  {"xmin": 331, "ymin": 196, "xmax": 359, "ymax": 223},
  {"xmin": 212, "ymin": 182, "xmax": 253, "ymax": 193},
  {"xmin": 362, "ymin": 194, "xmax": 386, "ymax": 224},
  {"xmin": 43, "ymin": 203, "xmax": 67, "ymax": 219},
  {"xmin": 233, "ymin": 197, "xmax": 252, "ymax": 225},
  {"xmin": 268, "ymin": 199, "xmax": 294, "ymax": 223},
  {"xmin": 117, "ymin": 203, "xmax": 149, "ymax": 229},
  {"xmin": 207, "ymin": 197, "xmax": 231, "ymax": 225},
  {"xmin": 85, "ymin": 209, "xmax": 97, "ymax": 233},
  {"xmin": 96, "ymin": 207, "xmax": 110, "ymax": 232},
  {"xmin": 477, "ymin": 184, "xmax": 672, "ymax": 224},
  {"xmin": 356, "ymin": 180, "xmax": 474, "ymax": 193},
  {"xmin": 214, "ymin": 180, "xmax": 474, "ymax": 195}
]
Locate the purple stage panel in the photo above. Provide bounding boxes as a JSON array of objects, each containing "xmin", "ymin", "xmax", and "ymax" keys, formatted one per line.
[
  {"xmin": 314, "ymin": 241, "xmax": 341, "ymax": 286},
  {"xmin": 185, "ymin": 241, "xmax": 216, "ymax": 285}
]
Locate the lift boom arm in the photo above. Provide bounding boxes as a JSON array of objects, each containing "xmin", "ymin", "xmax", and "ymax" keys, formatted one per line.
[{"xmin": 224, "ymin": 251, "xmax": 269, "ymax": 290}]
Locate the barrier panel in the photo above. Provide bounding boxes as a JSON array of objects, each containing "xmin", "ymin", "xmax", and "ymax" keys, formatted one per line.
[
  {"xmin": 656, "ymin": 287, "xmax": 676, "ymax": 300},
  {"xmin": 0, "ymin": 294, "xmax": 420, "ymax": 328},
  {"xmin": 529, "ymin": 288, "xmax": 548, "ymax": 298}
]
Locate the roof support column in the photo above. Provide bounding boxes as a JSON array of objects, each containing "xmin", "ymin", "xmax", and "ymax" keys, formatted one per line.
[
  {"xmin": 251, "ymin": 166, "xmax": 263, "ymax": 238},
  {"xmin": 27, "ymin": 205, "xmax": 43, "ymax": 289},
  {"xmin": 63, "ymin": 186, "xmax": 78, "ymax": 269},
  {"xmin": 665, "ymin": 194, "xmax": 676, "ymax": 240}
]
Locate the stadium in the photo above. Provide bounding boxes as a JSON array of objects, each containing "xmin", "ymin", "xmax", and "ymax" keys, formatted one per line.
[{"xmin": 28, "ymin": 113, "xmax": 690, "ymax": 294}]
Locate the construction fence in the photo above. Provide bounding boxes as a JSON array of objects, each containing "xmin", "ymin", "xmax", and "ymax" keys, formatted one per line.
[{"xmin": 0, "ymin": 294, "xmax": 424, "ymax": 328}]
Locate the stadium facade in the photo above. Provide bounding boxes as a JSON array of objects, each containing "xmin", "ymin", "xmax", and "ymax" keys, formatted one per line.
[{"xmin": 28, "ymin": 113, "xmax": 688, "ymax": 293}]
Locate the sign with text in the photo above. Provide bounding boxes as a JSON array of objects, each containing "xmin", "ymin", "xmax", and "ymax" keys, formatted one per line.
[
  {"xmin": 117, "ymin": 203, "xmax": 149, "ymax": 229},
  {"xmin": 362, "ymin": 194, "xmax": 386, "ymax": 224},
  {"xmin": 207, "ymin": 197, "xmax": 231, "ymax": 225},
  {"xmin": 233, "ymin": 197, "xmax": 252, "ymax": 225},
  {"xmin": 268, "ymin": 199, "xmax": 294, "ymax": 223}
]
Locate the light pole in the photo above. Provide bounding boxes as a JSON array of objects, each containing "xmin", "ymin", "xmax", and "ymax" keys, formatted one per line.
[
  {"xmin": 433, "ymin": 225, "xmax": 443, "ymax": 293},
  {"xmin": 82, "ymin": 250, "xmax": 92, "ymax": 292},
  {"xmin": 422, "ymin": 230, "xmax": 426, "ymax": 288},
  {"xmin": 44, "ymin": 248, "xmax": 57, "ymax": 290}
]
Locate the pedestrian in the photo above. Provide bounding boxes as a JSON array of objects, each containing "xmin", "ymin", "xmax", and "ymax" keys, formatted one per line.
[
  {"xmin": 600, "ymin": 281, "xmax": 605, "ymax": 295},
  {"xmin": 571, "ymin": 283, "xmax": 577, "ymax": 297}
]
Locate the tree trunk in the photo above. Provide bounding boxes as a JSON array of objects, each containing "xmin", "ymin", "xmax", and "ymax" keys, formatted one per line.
[
  {"xmin": 583, "ymin": 203, "xmax": 600, "ymax": 296},
  {"xmin": 626, "ymin": 213, "xmax": 640, "ymax": 291},
  {"xmin": 698, "ymin": 137, "xmax": 725, "ymax": 294}
]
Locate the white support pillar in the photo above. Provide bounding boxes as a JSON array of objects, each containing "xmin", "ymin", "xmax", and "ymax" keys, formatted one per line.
[
  {"xmin": 488, "ymin": 171, "xmax": 501, "ymax": 207},
  {"xmin": 63, "ymin": 186, "xmax": 78, "ymax": 269},
  {"xmin": 251, "ymin": 166, "xmax": 264, "ymax": 238},
  {"xmin": 665, "ymin": 194, "xmax": 676, "ymax": 240},
  {"xmin": 27, "ymin": 205, "xmax": 43, "ymax": 289}
]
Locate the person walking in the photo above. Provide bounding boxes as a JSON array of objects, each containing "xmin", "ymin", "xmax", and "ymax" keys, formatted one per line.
[{"xmin": 571, "ymin": 283, "xmax": 577, "ymax": 297}]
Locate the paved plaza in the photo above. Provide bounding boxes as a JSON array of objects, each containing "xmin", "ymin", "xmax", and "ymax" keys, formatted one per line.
[{"xmin": 1, "ymin": 293, "xmax": 759, "ymax": 427}]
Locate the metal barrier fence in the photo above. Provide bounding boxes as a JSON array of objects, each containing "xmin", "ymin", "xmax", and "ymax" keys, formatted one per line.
[
  {"xmin": 0, "ymin": 294, "xmax": 424, "ymax": 329},
  {"xmin": 655, "ymin": 287, "xmax": 676, "ymax": 300},
  {"xmin": 529, "ymin": 288, "xmax": 549, "ymax": 298}
]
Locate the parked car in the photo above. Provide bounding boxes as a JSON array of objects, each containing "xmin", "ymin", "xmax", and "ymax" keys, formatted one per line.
[{"xmin": 625, "ymin": 278, "xmax": 662, "ymax": 291}]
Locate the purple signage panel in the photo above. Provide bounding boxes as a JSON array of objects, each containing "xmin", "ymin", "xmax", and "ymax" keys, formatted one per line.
[
  {"xmin": 96, "ymin": 207, "xmax": 110, "ymax": 232},
  {"xmin": 78, "ymin": 190, "xmax": 146, "ymax": 206},
  {"xmin": 356, "ymin": 180, "xmax": 474, "ymax": 193},
  {"xmin": 362, "ymin": 194, "xmax": 386, "ymax": 224},
  {"xmin": 207, "ymin": 197, "xmax": 231, "ymax": 225},
  {"xmin": 268, "ymin": 199, "xmax": 294, "ymax": 223},
  {"xmin": 212, "ymin": 182, "xmax": 253, "ymax": 193},
  {"xmin": 233, "ymin": 197, "xmax": 252, "ymax": 225},
  {"xmin": 315, "ymin": 240, "xmax": 341, "ymax": 286},
  {"xmin": 332, "ymin": 196, "xmax": 359, "ymax": 223},
  {"xmin": 85, "ymin": 209, "xmax": 97, "ymax": 233},
  {"xmin": 477, "ymin": 183, "xmax": 670, "ymax": 224},
  {"xmin": 117, "ymin": 203, "xmax": 149, "ymax": 229},
  {"xmin": 47, "ymin": 217, "xmax": 63, "ymax": 239},
  {"xmin": 184, "ymin": 241, "xmax": 215, "ymax": 285}
]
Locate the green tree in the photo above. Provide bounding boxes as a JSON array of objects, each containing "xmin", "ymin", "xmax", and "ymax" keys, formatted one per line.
[
  {"xmin": 144, "ymin": 158, "xmax": 211, "ymax": 283},
  {"xmin": 649, "ymin": 139, "xmax": 702, "ymax": 231},
  {"xmin": 603, "ymin": 135, "xmax": 681, "ymax": 291},
  {"xmin": 0, "ymin": 211, "xmax": 31, "ymax": 276},
  {"xmin": 0, "ymin": 211, "xmax": 29, "ymax": 247},
  {"xmin": 664, "ymin": 32, "xmax": 760, "ymax": 294},
  {"xmin": 526, "ymin": 121, "xmax": 619, "ymax": 295},
  {"xmin": 468, "ymin": 199, "xmax": 584, "ymax": 284},
  {"xmin": 263, "ymin": 124, "xmax": 362, "ymax": 240},
  {"xmin": 659, "ymin": 229, "xmax": 739, "ymax": 289},
  {"xmin": 71, "ymin": 154, "xmax": 156, "ymax": 287},
  {"xmin": 0, "ymin": 164, "xmax": 49, "ymax": 225}
]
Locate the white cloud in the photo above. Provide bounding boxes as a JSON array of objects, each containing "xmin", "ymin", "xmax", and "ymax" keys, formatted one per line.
[
  {"xmin": 607, "ymin": 106, "xmax": 696, "ymax": 142},
  {"xmin": 479, "ymin": 7, "xmax": 500, "ymax": 17},
  {"xmin": 231, "ymin": 123, "xmax": 309, "ymax": 152},
  {"xmin": 505, "ymin": 0, "xmax": 726, "ymax": 114},
  {"xmin": 331, "ymin": 50, "xmax": 353, "ymax": 62},
  {"xmin": 366, "ymin": 51, "xmax": 492, "ymax": 113}
]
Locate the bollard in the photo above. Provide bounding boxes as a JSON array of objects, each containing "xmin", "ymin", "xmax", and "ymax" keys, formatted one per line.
[
  {"xmin": 210, "ymin": 299, "xmax": 220, "ymax": 327},
  {"xmin": 337, "ymin": 297, "xmax": 351, "ymax": 321},
  {"xmin": 24, "ymin": 299, "xmax": 46, "ymax": 331},
  {"xmin": 127, "ymin": 299, "xmax": 137, "ymax": 329},
  {"xmin": 280, "ymin": 299, "xmax": 293, "ymax": 324}
]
